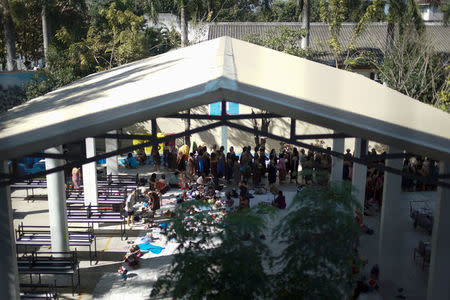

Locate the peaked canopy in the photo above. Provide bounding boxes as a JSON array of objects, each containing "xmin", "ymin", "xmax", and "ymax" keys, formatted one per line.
[{"xmin": 0, "ymin": 37, "xmax": 449, "ymax": 162}]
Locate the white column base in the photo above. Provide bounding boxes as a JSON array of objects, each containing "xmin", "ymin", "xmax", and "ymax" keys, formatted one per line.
[
  {"xmin": 352, "ymin": 138, "xmax": 368, "ymax": 210},
  {"xmin": 427, "ymin": 162, "xmax": 450, "ymax": 300},
  {"xmin": 106, "ymin": 130, "xmax": 119, "ymax": 176},
  {"xmin": 0, "ymin": 161, "xmax": 20, "ymax": 299},
  {"xmin": 378, "ymin": 146, "xmax": 404, "ymax": 287},
  {"xmin": 45, "ymin": 146, "xmax": 70, "ymax": 254},
  {"xmin": 330, "ymin": 132, "xmax": 344, "ymax": 182}
]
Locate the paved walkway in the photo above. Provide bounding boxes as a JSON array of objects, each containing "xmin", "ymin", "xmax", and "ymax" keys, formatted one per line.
[
  {"xmin": 359, "ymin": 191, "xmax": 435, "ymax": 300},
  {"xmin": 11, "ymin": 165, "xmax": 436, "ymax": 299}
]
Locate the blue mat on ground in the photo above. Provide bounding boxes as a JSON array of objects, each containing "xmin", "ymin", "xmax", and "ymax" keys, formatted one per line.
[{"xmin": 138, "ymin": 243, "xmax": 164, "ymax": 254}]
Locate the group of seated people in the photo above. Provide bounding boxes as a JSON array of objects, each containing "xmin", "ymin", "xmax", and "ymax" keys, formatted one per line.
[{"xmin": 125, "ymin": 183, "xmax": 163, "ymax": 229}]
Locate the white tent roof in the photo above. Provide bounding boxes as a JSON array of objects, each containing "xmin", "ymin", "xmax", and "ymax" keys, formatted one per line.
[{"xmin": 0, "ymin": 36, "xmax": 449, "ymax": 162}]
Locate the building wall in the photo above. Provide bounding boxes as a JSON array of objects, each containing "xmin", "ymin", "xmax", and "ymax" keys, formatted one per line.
[
  {"xmin": 420, "ymin": 5, "xmax": 444, "ymax": 22},
  {"xmin": 0, "ymin": 72, "xmax": 36, "ymax": 88}
]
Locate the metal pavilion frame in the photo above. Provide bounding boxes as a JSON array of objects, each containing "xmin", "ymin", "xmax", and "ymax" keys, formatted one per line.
[{"xmin": 1, "ymin": 101, "xmax": 449, "ymax": 188}]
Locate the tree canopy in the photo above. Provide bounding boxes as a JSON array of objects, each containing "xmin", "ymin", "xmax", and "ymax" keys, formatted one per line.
[{"xmin": 151, "ymin": 183, "xmax": 361, "ymax": 299}]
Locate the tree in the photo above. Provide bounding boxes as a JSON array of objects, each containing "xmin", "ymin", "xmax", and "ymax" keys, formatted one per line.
[
  {"xmin": 41, "ymin": 0, "xmax": 50, "ymax": 64},
  {"xmin": 151, "ymin": 183, "xmax": 361, "ymax": 299},
  {"xmin": 441, "ymin": 1, "xmax": 450, "ymax": 25},
  {"xmin": 374, "ymin": 26, "xmax": 449, "ymax": 107},
  {"xmin": 384, "ymin": 0, "xmax": 424, "ymax": 52},
  {"xmin": 9, "ymin": 0, "xmax": 43, "ymax": 64},
  {"xmin": 300, "ymin": 0, "xmax": 310, "ymax": 49},
  {"xmin": 1, "ymin": 0, "xmax": 17, "ymax": 70},
  {"xmin": 243, "ymin": 26, "xmax": 314, "ymax": 58},
  {"xmin": 318, "ymin": 0, "xmax": 385, "ymax": 68},
  {"xmin": 436, "ymin": 66, "xmax": 450, "ymax": 112},
  {"xmin": 271, "ymin": 0, "xmax": 299, "ymax": 21},
  {"xmin": 274, "ymin": 182, "xmax": 361, "ymax": 299},
  {"xmin": 24, "ymin": 0, "xmax": 179, "ymax": 100},
  {"xmin": 150, "ymin": 200, "xmax": 271, "ymax": 298}
]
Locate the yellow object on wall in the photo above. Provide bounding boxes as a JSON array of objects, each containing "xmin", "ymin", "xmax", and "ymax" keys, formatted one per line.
[{"xmin": 133, "ymin": 133, "xmax": 165, "ymax": 153}]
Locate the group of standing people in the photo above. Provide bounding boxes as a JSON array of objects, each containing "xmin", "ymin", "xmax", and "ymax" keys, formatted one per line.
[{"xmin": 174, "ymin": 144, "xmax": 303, "ymax": 188}]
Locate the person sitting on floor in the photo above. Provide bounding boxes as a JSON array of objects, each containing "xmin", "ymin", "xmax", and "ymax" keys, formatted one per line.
[
  {"xmin": 126, "ymin": 152, "xmax": 139, "ymax": 169},
  {"xmin": 136, "ymin": 148, "xmax": 147, "ymax": 165},
  {"xmin": 205, "ymin": 185, "xmax": 216, "ymax": 198},
  {"xmin": 123, "ymin": 243, "xmax": 143, "ymax": 268},
  {"xmin": 156, "ymin": 174, "xmax": 170, "ymax": 194},
  {"xmin": 273, "ymin": 190, "xmax": 286, "ymax": 209},
  {"xmin": 118, "ymin": 266, "xmax": 128, "ymax": 279},
  {"xmin": 238, "ymin": 180, "xmax": 250, "ymax": 209},
  {"xmin": 196, "ymin": 173, "xmax": 210, "ymax": 189}
]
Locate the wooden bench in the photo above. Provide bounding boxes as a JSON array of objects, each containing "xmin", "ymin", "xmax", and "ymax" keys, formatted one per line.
[
  {"xmin": 17, "ymin": 250, "xmax": 80, "ymax": 295},
  {"xmin": 67, "ymin": 204, "xmax": 126, "ymax": 239},
  {"xmin": 16, "ymin": 223, "xmax": 97, "ymax": 265},
  {"xmin": 20, "ymin": 282, "xmax": 58, "ymax": 299}
]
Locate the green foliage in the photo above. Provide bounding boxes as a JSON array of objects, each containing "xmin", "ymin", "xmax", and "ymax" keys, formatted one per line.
[
  {"xmin": 85, "ymin": 1, "xmax": 148, "ymax": 70},
  {"xmin": 378, "ymin": 28, "xmax": 448, "ymax": 106},
  {"xmin": 0, "ymin": 85, "xmax": 26, "ymax": 113},
  {"xmin": 151, "ymin": 200, "xmax": 271, "ymax": 299},
  {"xmin": 270, "ymin": 0, "xmax": 299, "ymax": 21},
  {"xmin": 20, "ymin": 0, "xmax": 180, "ymax": 100},
  {"xmin": 243, "ymin": 26, "xmax": 322, "ymax": 60},
  {"xmin": 9, "ymin": 0, "xmax": 42, "ymax": 61},
  {"xmin": 152, "ymin": 183, "xmax": 361, "ymax": 299},
  {"xmin": 437, "ymin": 66, "xmax": 450, "ymax": 112},
  {"xmin": 25, "ymin": 46, "xmax": 81, "ymax": 99},
  {"xmin": 274, "ymin": 182, "xmax": 361, "ymax": 299},
  {"xmin": 318, "ymin": 0, "xmax": 384, "ymax": 68},
  {"xmin": 441, "ymin": 1, "xmax": 450, "ymax": 26}
]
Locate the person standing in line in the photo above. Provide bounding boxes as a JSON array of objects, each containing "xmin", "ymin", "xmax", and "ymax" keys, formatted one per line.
[
  {"xmin": 188, "ymin": 152, "xmax": 196, "ymax": 180},
  {"xmin": 217, "ymin": 146, "xmax": 226, "ymax": 179},
  {"xmin": 151, "ymin": 146, "xmax": 161, "ymax": 172},
  {"xmin": 278, "ymin": 153, "xmax": 287, "ymax": 183},
  {"xmin": 273, "ymin": 190, "xmax": 286, "ymax": 209},
  {"xmin": 291, "ymin": 148, "xmax": 300, "ymax": 184},
  {"xmin": 226, "ymin": 146, "xmax": 236, "ymax": 183},
  {"xmin": 238, "ymin": 180, "xmax": 250, "ymax": 209}
]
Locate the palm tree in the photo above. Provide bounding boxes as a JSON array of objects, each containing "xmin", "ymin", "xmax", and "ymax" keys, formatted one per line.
[
  {"xmin": 41, "ymin": 0, "xmax": 50, "ymax": 65},
  {"xmin": 299, "ymin": 0, "xmax": 310, "ymax": 49},
  {"xmin": 1, "ymin": 0, "xmax": 17, "ymax": 70}
]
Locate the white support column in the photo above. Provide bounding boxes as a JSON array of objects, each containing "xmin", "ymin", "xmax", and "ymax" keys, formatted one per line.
[
  {"xmin": 106, "ymin": 130, "xmax": 119, "ymax": 176},
  {"xmin": 82, "ymin": 138, "xmax": 98, "ymax": 206},
  {"xmin": 352, "ymin": 138, "xmax": 368, "ymax": 209},
  {"xmin": 330, "ymin": 132, "xmax": 344, "ymax": 182},
  {"xmin": 0, "ymin": 161, "xmax": 20, "ymax": 300},
  {"xmin": 221, "ymin": 125, "xmax": 228, "ymax": 155},
  {"xmin": 427, "ymin": 162, "xmax": 450, "ymax": 300},
  {"xmin": 45, "ymin": 146, "xmax": 70, "ymax": 254},
  {"xmin": 378, "ymin": 146, "xmax": 404, "ymax": 288}
]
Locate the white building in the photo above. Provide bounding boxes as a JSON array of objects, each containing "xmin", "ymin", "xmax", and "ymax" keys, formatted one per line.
[{"xmin": 418, "ymin": 0, "xmax": 444, "ymax": 22}]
